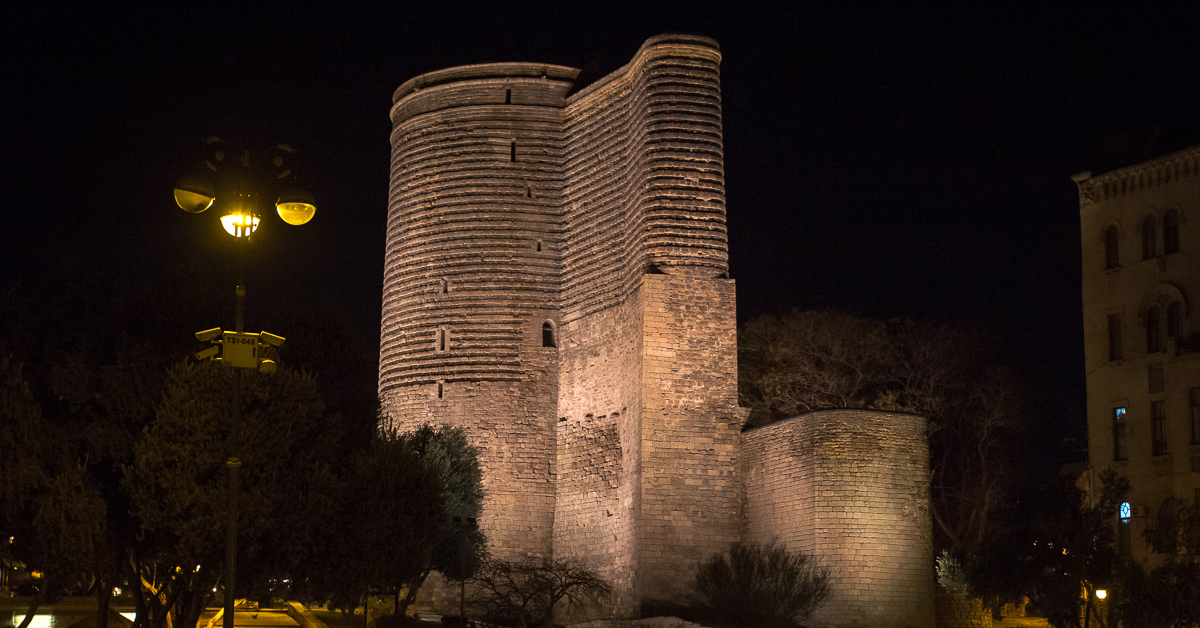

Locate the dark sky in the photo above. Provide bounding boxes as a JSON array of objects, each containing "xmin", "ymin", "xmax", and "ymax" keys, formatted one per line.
[{"xmin": 5, "ymin": 4, "xmax": 1200, "ymax": 473}]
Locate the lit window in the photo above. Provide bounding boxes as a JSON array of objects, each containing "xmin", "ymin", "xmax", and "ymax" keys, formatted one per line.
[
  {"xmin": 1104, "ymin": 225, "xmax": 1120, "ymax": 270},
  {"xmin": 1164, "ymin": 209, "xmax": 1180, "ymax": 254},
  {"xmin": 1113, "ymin": 407, "xmax": 1128, "ymax": 461},
  {"xmin": 1147, "ymin": 306, "xmax": 1163, "ymax": 353},
  {"xmin": 1151, "ymin": 400, "xmax": 1167, "ymax": 456},
  {"xmin": 1108, "ymin": 314, "xmax": 1123, "ymax": 361},
  {"xmin": 1118, "ymin": 502, "xmax": 1132, "ymax": 555},
  {"xmin": 1143, "ymin": 215, "xmax": 1158, "ymax": 260}
]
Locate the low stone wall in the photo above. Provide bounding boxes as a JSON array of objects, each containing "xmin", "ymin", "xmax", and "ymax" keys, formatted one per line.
[{"xmin": 742, "ymin": 409, "xmax": 934, "ymax": 628}]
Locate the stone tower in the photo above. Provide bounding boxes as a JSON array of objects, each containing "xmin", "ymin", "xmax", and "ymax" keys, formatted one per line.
[
  {"xmin": 381, "ymin": 35, "xmax": 934, "ymax": 624},
  {"xmin": 380, "ymin": 34, "xmax": 739, "ymax": 613}
]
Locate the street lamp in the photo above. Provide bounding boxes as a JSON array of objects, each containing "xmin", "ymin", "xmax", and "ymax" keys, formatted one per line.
[{"xmin": 174, "ymin": 137, "xmax": 316, "ymax": 628}]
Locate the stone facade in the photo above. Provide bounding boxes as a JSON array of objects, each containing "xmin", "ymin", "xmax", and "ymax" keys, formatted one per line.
[
  {"xmin": 380, "ymin": 35, "xmax": 932, "ymax": 625},
  {"xmin": 742, "ymin": 410, "xmax": 934, "ymax": 627},
  {"xmin": 1075, "ymin": 145, "xmax": 1200, "ymax": 565}
]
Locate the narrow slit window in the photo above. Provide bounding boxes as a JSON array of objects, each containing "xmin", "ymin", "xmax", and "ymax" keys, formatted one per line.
[
  {"xmin": 1168, "ymin": 301, "xmax": 1183, "ymax": 342},
  {"xmin": 437, "ymin": 382, "xmax": 444, "ymax": 399},
  {"xmin": 1104, "ymin": 225, "xmax": 1120, "ymax": 270},
  {"xmin": 505, "ymin": 89, "xmax": 512, "ymax": 104},
  {"xmin": 438, "ymin": 329, "xmax": 447, "ymax": 352},
  {"xmin": 1164, "ymin": 209, "xmax": 1180, "ymax": 254},
  {"xmin": 1190, "ymin": 387, "xmax": 1200, "ymax": 445},
  {"xmin": 510, "ymin": 141, "xmax": 517, "ymax": 162},
  {"xmin": 1143, "ymin": 215, "xmax": 1158, "ymax": 260},
  {"xmin": 536, "ymin": 240, "xmax": 542, "ymax": 252},
  {"xmin": 1108, "ymin": 314, "xmax": 1123, "ymax": 361},
  {"xmin": 441, "ymin": 279, "xmax": 449, "ymax": 294},
  {"xmin": 1152, "ymin": 400, "xmax": 1167, "ymax": 456},
  {"xmin": 542, "ymin": 322, "xmax": 556, "ymax": 348},
  {"xmin": 1147, "ymin": 306, "xmax": 1163, "ymax": 353},
  {"xmin": 1113, "ymin": 407, "xmax": 1128, "ymax": 461}
]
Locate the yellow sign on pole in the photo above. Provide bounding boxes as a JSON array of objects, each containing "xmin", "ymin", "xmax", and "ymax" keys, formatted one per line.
[{"xmin": 222, "ymin": 332, "xmax": 262, "ymax": 369}]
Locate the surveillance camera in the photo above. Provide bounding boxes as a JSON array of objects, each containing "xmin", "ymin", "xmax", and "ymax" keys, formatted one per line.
[
  {"xmin": 195, "ymin": 327, "xmax": 223, "ymax": 342},
  {"xmin": 194, "ymin": 346, "xmax": 220, "ymax": 361},
  {"xmin": 259, "ymin": 331, "xmax": 285, "ymax": 347}
]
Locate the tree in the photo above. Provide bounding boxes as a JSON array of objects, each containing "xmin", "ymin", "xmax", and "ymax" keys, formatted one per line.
[
  {"xmin": 0, "ymin": 356, "xmax": 107, "ymax": 628},
  {"xmin": 692, "ymin": 541, "xmax": 829, "ymax": 628},
  {"xmin": 469, "ymin": 557, "xmax": 612, "ymax": 628},
  {"xmin": 323, "ymin": 424, "xmax": 486, "ymax": 618},
  {"xmin": 1118, "ymin": 500, "xmax": 1200, "ymax": 627},
  {"xmin": 125, "ymin": 360, "xmax": 342, "ymax": 628},
  {"xmin": 738, "ymin": 310, "xmax": 1022, "ymax": 553},
  {"xmin": 963, "ymin": 468, "xmax": 1128, "ymax": 627}
]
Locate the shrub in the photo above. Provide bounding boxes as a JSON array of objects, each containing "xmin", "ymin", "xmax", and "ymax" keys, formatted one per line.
[
  {"xmin": 937, "ymin": 549, "xmax": 968, "ymax": 593},
  {"xmin": 469, "ymin": 556, "xmax": 611, "ymax": 628},
  {"xmin": 692, "ymin": 541, "xmax": 830, "ymax": 628}
]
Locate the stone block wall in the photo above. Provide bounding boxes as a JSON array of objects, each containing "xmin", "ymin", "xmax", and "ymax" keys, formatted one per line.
[
  {"xmin": 741, "ymin": 410, "xmax": 934, "ymax": 628},
  {"xmin": 637, "ymin": 273, "xmax": 741, "ymax": 605},
  {"xmin": 556, "ymin": 290, "xmax": 646, "ymax": 617},
  {"xmin": 381, "ymin": 63, "xmax": 577, "ymax": 557}
]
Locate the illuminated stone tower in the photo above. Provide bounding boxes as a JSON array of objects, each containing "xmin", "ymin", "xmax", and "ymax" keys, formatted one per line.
[
  {"xmin": 381, "ymin": 35, "xmax": 934, "ymax": 624},
  {"xmin": 381, "ymin": 34, "xmax": 739, "ymax": 612}
]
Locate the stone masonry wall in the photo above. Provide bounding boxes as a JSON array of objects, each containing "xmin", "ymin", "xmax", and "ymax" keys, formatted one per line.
[
  {"xmin": 638, "ymin": 273, "xmax": 741, "ymax": 606},
  {"xmin": 381, "ymin": 64, "xmax": 577, "ymax": 558},
  {"xmin": 561, "ymin": 35, "xmax": 727, "ymax": 322},
  {"xmin": 741, "ymin": 410, "xmax": 934, "ymax": 628},
  {"xmin": 556, "ymin": 289, "xmax": 646, "ymax": 617}
]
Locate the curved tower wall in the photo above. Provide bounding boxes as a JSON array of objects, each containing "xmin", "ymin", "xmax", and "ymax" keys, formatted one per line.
[
  {"xmin": 381, "ymin": 63, "xmax": 579, "ymax": 557},
  {"xmin": 741, "ymin": 410, "xmax": 935, "ymax": 628}
]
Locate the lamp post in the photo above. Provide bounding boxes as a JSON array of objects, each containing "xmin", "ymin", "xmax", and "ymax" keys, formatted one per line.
[{"xmin": 174, "ymin": 137, "xmax": 316, "ymax": 628}]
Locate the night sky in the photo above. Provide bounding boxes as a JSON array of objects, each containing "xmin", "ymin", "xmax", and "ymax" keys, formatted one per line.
[{"xmin": 5, "ymin": 4, "xmax": 1200, "ymax": 474}]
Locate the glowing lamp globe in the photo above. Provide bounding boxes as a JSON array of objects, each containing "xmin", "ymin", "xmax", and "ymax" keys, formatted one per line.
[
  {"xmin": 1095, "ymin": 589, "xmax": 1107, "ymax": 599},
  {"xmin": 275, "ymin": 187, "xmax": 317, "ymax": 225},
  {"xmin": 174, "ymin": 174, "xmax": 216, "ymax": 213},
  {"xmin": 221, "ymin": 211, "xmax": 260, "ymax": 238}
]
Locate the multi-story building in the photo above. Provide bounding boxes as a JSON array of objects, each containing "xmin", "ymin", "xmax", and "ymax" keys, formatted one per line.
[{"xmin": 1076, "ymin": 143, "xmax": 1200, "ymax": 561}]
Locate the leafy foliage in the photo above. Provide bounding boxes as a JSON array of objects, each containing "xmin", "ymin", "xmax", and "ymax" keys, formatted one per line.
[
  {"xmin": 469, "ymin": 557, "xmax": 611, "ymax": 628},
  {"xmin": 1118, "ymin": 500, "xmax": 1200, "ymax": 627},
  {"xmin": 963, "ymin": 468, "xmax": 1128, "ymax": 628},
  {"xmin": 692, "ymin": 541, "xmax": 829, "ymax": 628},
  {"xmin": 125, "ymin": 359, "xmax": 343, "ymax": 628},
  {"xmin": 320, "ymin": 424, "xmax": 486, "ymax": 617},
  {"xmin": 738, "ymin": 310, "xmax": 1022, "ymax": 553}
]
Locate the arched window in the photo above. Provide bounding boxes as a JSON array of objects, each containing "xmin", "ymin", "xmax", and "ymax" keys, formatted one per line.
[
  {"xmin": 542, "ymin": 322, "xmax": 556, "ymax": 348},
  {"xmin": 1168, "ymin": 301, "xmax": 1183, "ymax": 342},
  {"xmin": 1104, "ymin": 225, "xmax": 1120, "ymax": 270},
  {"xmin": 1147, "ymin": 305, "xmax": 1163, "ymax": 353},
  {"xmin": 1164, "ymin": 208, "xmax": 1180, "ymax": 254},
  {"xmin": 1143, "ymin": 215, "xmax": 1158, "ymax": 260}
]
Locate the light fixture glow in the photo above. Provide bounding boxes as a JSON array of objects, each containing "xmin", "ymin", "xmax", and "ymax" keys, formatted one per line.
[
  {"xmin": 275, "ymin": 187, "xmax": 317, "ymax": 225},
  {"xmin": 221, "ymin": 212, "xmax": 260, "ymax": 237},
  {"xmin": 174, "ymin": 174, "xmax": 216, "ymax": 213},
  {"xmin": 1096, "ymin": 589, "xmax": 1107, "ymax": 599}
]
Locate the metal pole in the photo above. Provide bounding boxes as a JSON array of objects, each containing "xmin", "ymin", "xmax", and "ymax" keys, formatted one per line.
[{"xmin": 224, "ymin": 236, "xmax": 247, "ymax": 628}]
